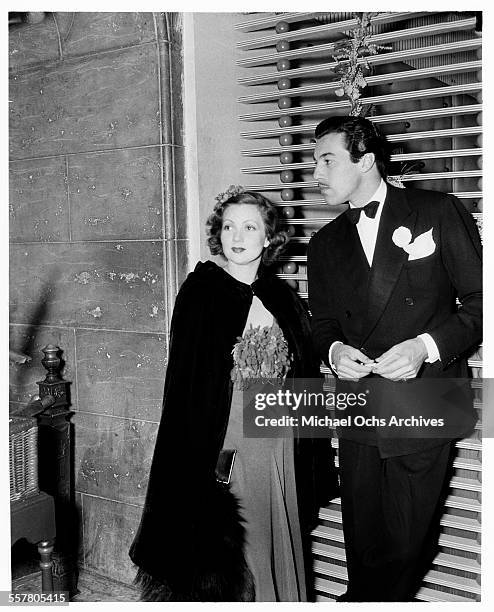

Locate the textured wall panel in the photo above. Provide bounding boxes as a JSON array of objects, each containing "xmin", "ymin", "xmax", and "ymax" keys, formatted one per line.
[
  {"xmin": 9, "ymin": 11, "xmax": 185, "ymax": 586},
  {"xmin": 80, "ymin": 493, "xmax": 143, "ymax": 583},
  {"xmin": 74, "ymin": 412, "xmax": 157, "ymax": 505},
  {"xmin": 9, "ymin": 15, "xmax": 61, "ymax": 70},
  {"xmin": 75, "ymin": 329, "xmax": 166, "ymax": 421},
  {"xmin": 59, "ymin": 12, "xmax": 156, "ymax": 58},
  {"xmin": 68, "ymin": 147, "xmax": 164, "ymax": 241},
  {"xmin": 9, "ymin": 242, "xmax": 166, "ymax": 332},
  {"xmin": 9, "ymin": 157, "xmax": 69, "ymax": 243},
  {"xmin": 9, "ymin": 44, "xmax": 161, "ymax": 160}
]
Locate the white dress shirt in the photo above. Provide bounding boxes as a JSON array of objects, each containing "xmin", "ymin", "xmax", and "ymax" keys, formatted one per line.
[
  {"xmin": 328, "ymin": 180, "xmax": 440, "ymax": 374},
  {"xmin": 352, "ymin": 178, "xmax": 387, "ymax": 266}
]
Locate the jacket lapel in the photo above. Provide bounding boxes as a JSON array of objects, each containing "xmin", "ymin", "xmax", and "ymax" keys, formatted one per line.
[
  {"xmin": 360, "ymin": 185, "xmax": 416, "ymax": 345},
  {"xmin": 334, "ymin": 213, "xmax": 371, "ymax": 285}
]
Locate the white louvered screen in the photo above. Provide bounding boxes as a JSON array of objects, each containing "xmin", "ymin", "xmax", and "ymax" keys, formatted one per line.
[{"xmin": 235, "ymin": 11, "xmax": 482, "ymax": 602}]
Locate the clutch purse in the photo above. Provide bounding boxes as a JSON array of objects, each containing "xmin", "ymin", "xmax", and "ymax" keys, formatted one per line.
[{"xmin": 215, "ymin": 449, "xmax": 237, "ymax": 485}]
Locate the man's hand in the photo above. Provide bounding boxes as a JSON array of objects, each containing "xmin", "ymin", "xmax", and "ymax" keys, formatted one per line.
[
  {"xmin": 372, "ymin": 338, "xmax": 428, "ymax": 380},
  {"xmin": 332, "ymin": 344, "xmax": 374, "ymax": 379}
]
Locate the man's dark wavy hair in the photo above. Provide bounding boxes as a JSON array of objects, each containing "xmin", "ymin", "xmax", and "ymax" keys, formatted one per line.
[
  {"xmin": 206, "ymin": 191, "xmax": 288, "ymax": 266},
  {"xmin": 314, "ymin": 115, "xmax": 390, "ymax": 179}
]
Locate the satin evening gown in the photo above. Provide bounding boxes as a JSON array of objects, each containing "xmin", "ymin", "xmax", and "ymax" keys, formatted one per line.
[{"xmin": 222, "ymin": 314, "xmax": 307, "ymax": 602}]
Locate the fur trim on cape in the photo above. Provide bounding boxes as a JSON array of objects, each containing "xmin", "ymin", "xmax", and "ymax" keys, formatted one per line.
[{"xmin": 133, "ymin": 484, "xmax": 255, "ymax": 602}]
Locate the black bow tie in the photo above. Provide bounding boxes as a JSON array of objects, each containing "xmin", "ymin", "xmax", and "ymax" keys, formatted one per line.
[{"xmin": 346, "ymin": 200, "xmax": 380, "ymax": 224}]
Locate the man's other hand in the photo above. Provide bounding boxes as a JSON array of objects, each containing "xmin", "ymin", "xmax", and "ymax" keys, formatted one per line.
[{"xmin": 372, "ymin": 338, "xmax": 428, "ymax": 380}]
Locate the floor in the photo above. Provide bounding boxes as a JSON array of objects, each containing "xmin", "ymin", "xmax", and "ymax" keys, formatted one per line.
[{"xmin": 12, "ymin": 569, "xmax": 140, "ymax": 602}]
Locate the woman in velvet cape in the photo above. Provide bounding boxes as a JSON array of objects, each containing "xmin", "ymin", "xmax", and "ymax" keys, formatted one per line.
[{"xmin": 129, "ymin": 232, "xmax": 338, "ymax": 602}]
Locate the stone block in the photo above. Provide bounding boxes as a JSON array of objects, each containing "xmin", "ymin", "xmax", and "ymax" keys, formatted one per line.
[
  {"xmin": 10, "ymin": 241, "xmax": 166, "ymax": 332},
  {"xmin": 80, "ymin": 493, "xmax": 143, "ymax": 584},
  {"xmin": 74, "ymin": 412, "xmax": 157, "ymax": 505},
  {"xmin": 68, "ymin": 147, "xmax": 163, "ymax": 241},
  {"xmin": 75, "ymin": 328, "xmax": 166, "ymax": 421},
  {"xmin": 9, "ymin": 157, "xmax": 69, "ymax": 243},
  {"xmin": 60, "ymin": 12, "xmax": 155, "ymax": 58},
  {"xmin": 9, "ymin": 14, "xmax": 60, "ymax": 70},
  {"xmin": 9, "ymin": 44, "xmax": 161, "ymax": 160}
]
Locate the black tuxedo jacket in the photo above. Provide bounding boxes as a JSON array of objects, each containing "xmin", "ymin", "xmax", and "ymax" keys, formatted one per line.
[{"xmin": 308, "ymin": 184, "xmax": 482, "ymax": 456}]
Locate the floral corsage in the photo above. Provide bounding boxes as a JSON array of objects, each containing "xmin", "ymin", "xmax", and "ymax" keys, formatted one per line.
[{"xmin": 231, "ymin": 325, "xmax": 292, "ymax": 389}]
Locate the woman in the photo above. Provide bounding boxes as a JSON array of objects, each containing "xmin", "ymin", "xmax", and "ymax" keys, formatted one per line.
[{"xmin": 129, "ymin": 186, "xmax": 338, "ymax": 601}]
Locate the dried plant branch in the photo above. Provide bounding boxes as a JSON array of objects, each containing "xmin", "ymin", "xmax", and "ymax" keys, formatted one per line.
[{"xmin": 332, "ymin": 12, "xmax": 391, "ymax": 116}]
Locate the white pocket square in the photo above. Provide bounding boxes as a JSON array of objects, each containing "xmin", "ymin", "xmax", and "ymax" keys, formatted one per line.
[
  {"xmin": 405, "ymin": 228, "xmax": 435, "ymax": 261},
  {"xmin": 392, "ymin": 226, "xmax": 436, "ymax": 261}
]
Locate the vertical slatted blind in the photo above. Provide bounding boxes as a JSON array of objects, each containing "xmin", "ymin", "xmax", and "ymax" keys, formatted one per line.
[{"xmin": 235, "ymin": 11, "xmax": 482, "ymax": 602}]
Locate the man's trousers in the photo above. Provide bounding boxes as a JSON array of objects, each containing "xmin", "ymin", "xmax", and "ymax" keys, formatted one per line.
[{"xmin": 337, "ymin": 438, "xmax": 454, "ymax": 601}]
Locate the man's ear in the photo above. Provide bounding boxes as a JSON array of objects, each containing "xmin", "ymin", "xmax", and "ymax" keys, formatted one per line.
[{"xmin": 360, "ymin": 152, "xmax": 376, "ymax": 173}]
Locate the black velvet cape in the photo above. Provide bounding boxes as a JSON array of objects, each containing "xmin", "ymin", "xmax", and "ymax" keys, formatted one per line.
[{"xmin": 129, "ymin": 260, "xmax": 338, "ymax": 601}]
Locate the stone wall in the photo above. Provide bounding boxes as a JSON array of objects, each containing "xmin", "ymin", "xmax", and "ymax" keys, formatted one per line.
[{"xmin": 9, "ymin": 12, "xmax": 186, "ymax": 583}]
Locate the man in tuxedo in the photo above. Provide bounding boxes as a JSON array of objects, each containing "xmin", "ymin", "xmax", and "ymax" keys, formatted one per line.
[{"xmin": 307, "ymin": 116, "xmax": 482, "ymax": 601}]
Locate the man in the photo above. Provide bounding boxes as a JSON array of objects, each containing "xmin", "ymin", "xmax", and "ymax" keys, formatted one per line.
[{"xmin": 307, "ymin": 116, "xmax": 482, "ymax": 601}]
